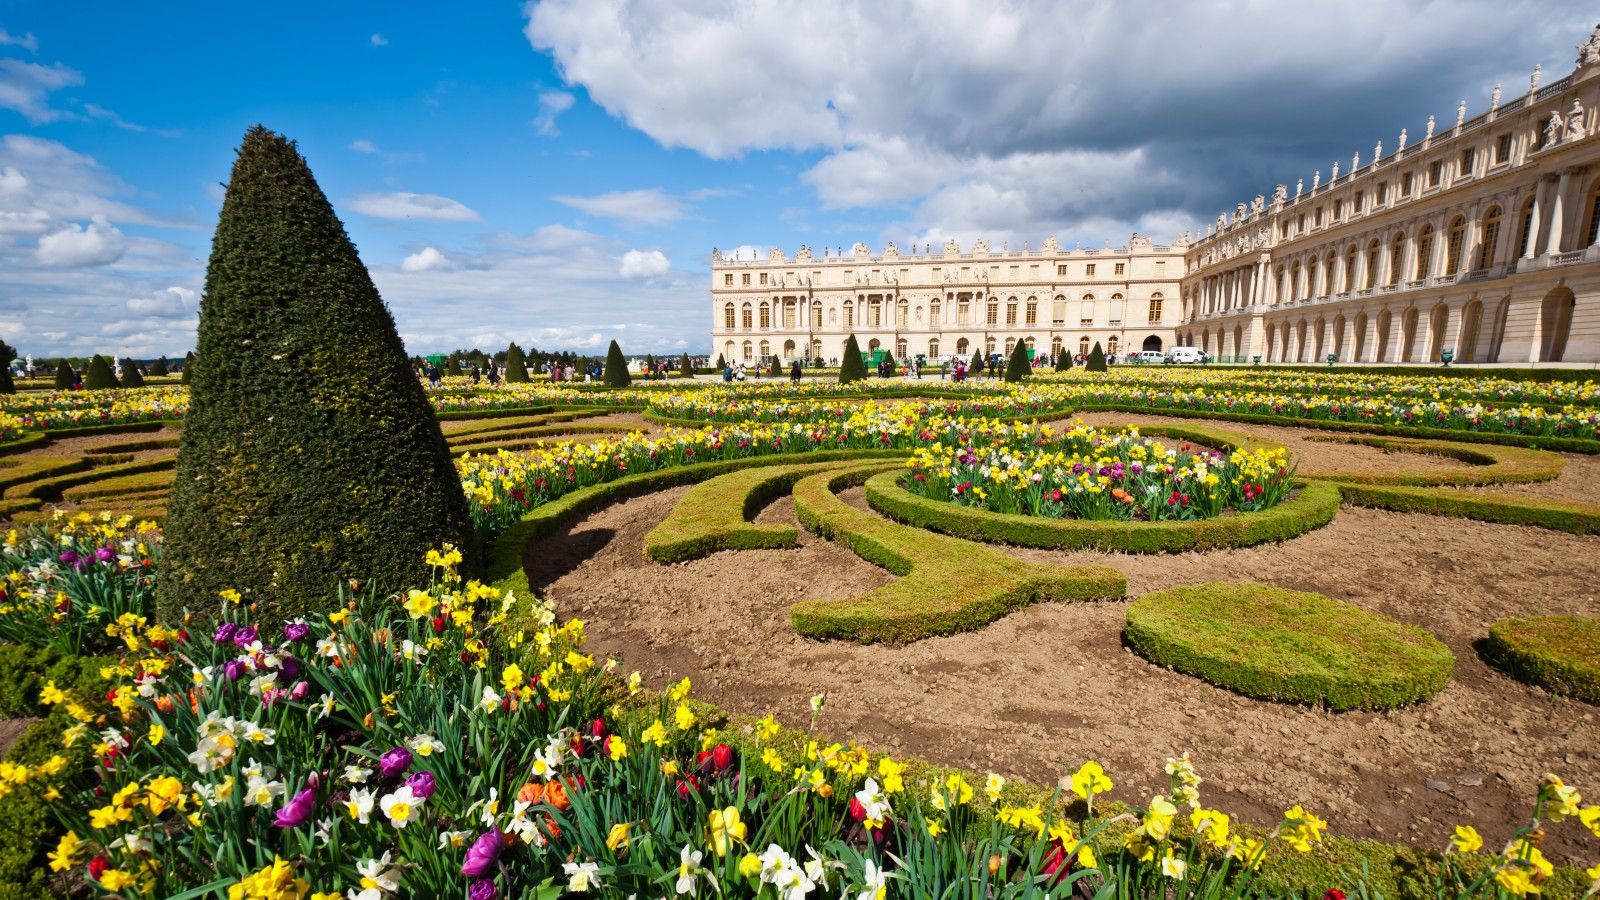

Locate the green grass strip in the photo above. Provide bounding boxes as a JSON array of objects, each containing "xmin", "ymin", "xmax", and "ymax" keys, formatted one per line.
[
  {"xmin": 1331, "ymin": 483, "xmax": 1600, "ymax": 534},
  {"xmin": 0, "ymin": 456, "xmax": 91, "ymax": 493},
  {"xmin": 1298, "ymin": 435, "xmax": 1564, "ymax": 486},
  {"xmin": 1485, "ymin": 615, "xmax": 1600, "ymax": 704},
  {"xmin": 864, "ymin": 473, "xmax": 1340, "ymax": 553},
  {"xmin": 643, "ymin": 462, "xmax": 848, "ymax": 563},
  {"xmin": 790, "ymin": 463, "xmax": 1125, "ymax": 643},
  {"xmin": 2, "ymin": 457, "xmax": 175, "ymax": 502},
  {"xmin": 60, "ymin": 470, "xmax": 175, "ymax": 502},
  {"xmin": 1125, "ymin": 582, "xmax": 1454, "ymax": 711}
]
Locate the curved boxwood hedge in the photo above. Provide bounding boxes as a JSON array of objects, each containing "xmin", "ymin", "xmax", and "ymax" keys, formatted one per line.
[
  {"xmin": 1298, "ymin": 435, "xmax": 1564, "ymax": 486},
  {"xmin": 1331, "ymin": 483, "xmax": 1600, "ymax": 534},
  {"xmin": 864, "ymin": 473, "xmax": 1341, "ymax": 553},
  {"xmin": 1125, "ymin": 582, "xmax": 1454, "ymax": 711},
  {"xmin": 1485, "ymin": 615, "xmax": 1600, "ymax": 704},
  {"xmin": 791, "ymin": 463, "xmax": 1125, "ymax": 643},
  {"xmin": 644, "ymin": 462, "xmax": 848, "ymax": 563}
]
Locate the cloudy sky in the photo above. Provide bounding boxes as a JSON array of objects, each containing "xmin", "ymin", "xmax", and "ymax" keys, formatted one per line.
[{"xmin": 0, "ymin": 1, "xmax": 1593, "ymax": 358}]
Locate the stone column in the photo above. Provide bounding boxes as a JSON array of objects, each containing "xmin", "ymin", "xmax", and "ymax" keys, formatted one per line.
[
  {"xmin": 1544, "ymin": 170, "xmax": 1572, "ymax": 255},
  {"xmin": 1523, "ymin": 178, "xmax": 1549, "ymax": 258}
]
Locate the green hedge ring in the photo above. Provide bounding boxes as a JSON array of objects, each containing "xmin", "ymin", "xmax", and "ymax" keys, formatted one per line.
[
  {"xmin": 1298, "ymin": 435, "xmax": 1565, "ymax": 486},
  {"xmin": 863, "ymin": 472, "xmax": 1340, "ymax": 553},
  {"xmin": 1124, "ymin": 582, "xmax": 1455, "ymax": 711},
  {"xmin": 644, "ymin": 462, "xmax": 851, "ymax": 563},
  {"xmin": 1331, "ymin": 483, "xmax": 1600, "ymax": 534},
  {"xmin": 1485, "ymin": 615, "xmax": 1600, "ymax": 704}
]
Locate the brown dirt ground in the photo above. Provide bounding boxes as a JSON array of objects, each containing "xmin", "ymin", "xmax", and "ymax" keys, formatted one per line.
[
  {"xmin": 526, "ymin": 478, "xmax": 1600, "ymax": 862},
  {"xmin": 32, "ymin": 428, "xmax": 181, "ymax": 462},
  {"xmin": 0, "ymin": 717, "xmax": 35, "ymax": 757}
]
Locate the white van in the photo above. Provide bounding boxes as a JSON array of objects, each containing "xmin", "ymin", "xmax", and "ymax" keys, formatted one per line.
[
  {"xmin": 1167, "ymin": 346, "xmax": 1206, "ymax": 364},
  {"xmin": 1131, "ymin": 350, "xmax": 1166, "ymax": 365}
]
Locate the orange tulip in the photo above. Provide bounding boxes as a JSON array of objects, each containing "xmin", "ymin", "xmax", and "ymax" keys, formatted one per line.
[
  {"xmin": 544, "ymin": 781, "xmax": 570, "ymax": 811},
  {"xmin": 517, "ymin": 782, "xmax": 544, "ymax": 805}
]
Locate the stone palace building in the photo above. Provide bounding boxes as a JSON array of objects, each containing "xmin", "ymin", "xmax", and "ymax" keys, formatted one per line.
[{"xmin": 712, "ymin": 24, "xmax": 1600, "ymax": 366}]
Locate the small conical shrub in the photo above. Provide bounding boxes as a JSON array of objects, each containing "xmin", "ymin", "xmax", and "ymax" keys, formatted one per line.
[
  {"xmin": 1086, "ymin": 341, "xmax": 1107, "ymax": 372},
  {"xmin": 504, "ymin": 343, "xmax": 528, "ymax": 383},
  {"xmin": 839, "ymin": 335, "xmax": 867, "ymax": 384},
  {"xmin": 680, "ymin": 353, "xmax": 693, "ymax": 376},
  {"xmin": 769, "ymin": 355, "xmax": 781, "ymax": 377},
  {"xmin": 603, "ymin": 340, "xmax": 631, "ymax": 388},
  {"xmin": 120, "ymin": 358, "xmax": 146, "ymax": 388},
  {"xmin": 54, "ymin": 359, "xmax": 77, "ymax": 389},
  {"xmin": 150, "ymin": 356, "xmax": 170, "ymax": 376},
  {"xmin": 181, "ymin": 352, "xmax": 196, "ymax": 385},
  {"xmin": 714, "ymin": 353, "xmax": 726, "ymax": 370},
  {"xmin": 1004, "ymin": 341, "xmax": 1031, "ymax": 383},
  {"xmin": 157, "ymin": 125, "xmax": 476, "ymax": 628},
  {"xmin": 0, "ymin": 340, "xmax": 15, "ymax": 394},
  {"xmin": 84, "ymin": 355, "xmax": 120, "ymax": 390},
  {"xmin": 445, "ymin": 357, "xmax": 463, "ymax": 377},
  {"xmin": 970, "ymin": 350, "xmax": 984, "ymax": 378},
  {"xmin": 1055, "ymin": 350, "xmax": 1071, "ymax": 372}
]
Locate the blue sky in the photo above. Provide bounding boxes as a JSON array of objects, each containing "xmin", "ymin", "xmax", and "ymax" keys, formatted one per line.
[{"xmin": 0, "ymin": 1, "xmax": 1593, "ymax": 358}]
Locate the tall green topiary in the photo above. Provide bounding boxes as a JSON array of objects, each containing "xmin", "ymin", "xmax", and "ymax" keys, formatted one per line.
[
  {"xmin": 53, "ymin": 359, "xmax": 76, "ymax": 390},
  {"xmin": 1003, "ymin": 340, "xmax": 1031, "ymax": 383},
  {"xmin": 602, "ymin": 340, "xmax": 631, "ymax": 388},
  {"xmin": 0, "ymin": 340, "xmax": 15, "ymax": 394},
  {"xmin": 84, "ymin": 355, "xmax": 119, "ymax": 390},
  {"xmin": 149, "ymin": 356, "xmax": 170, "ymax": 377},
  {"xmin": 714, "ymin": 353, "xmax": 726, "ymax": 370},
  {"xmin": 156, "ymin": 126, "xmax": 477, "ymax": 627},
  {"xmin": 181, "ymin": 352, "xmax": 195, "ymax": 385},
  {"xmin": 838, "ymin": 335, "xmax": 867, "ymax": 383},
  {"xmin": 1055, "ymin": 349, "xmax": 1072, "ymax": 371},
  {"xmin": 504, "ymin": 343, "xmax": 528, "ymax": 383},
  {"xmin": 120, "ymin": 358, "xmax": 146, "ymax": 388},
  {"xmin": 769, "ymin": 355, "xmax": 781, "ymax": 377},
  {"xmin": 970, "ymin": 349, "xmax": 984, "ymax": 378},
  {"xmin": 1086, "ymin": 341, "xmax": 1107, "ymax": 372},
  {"xmin": 680, "ymin": 353, "xmax": 693, "ymax": 376},
  {"xmin": 445, "ymin": 357, "xmax": 463, "ymax": 377}
]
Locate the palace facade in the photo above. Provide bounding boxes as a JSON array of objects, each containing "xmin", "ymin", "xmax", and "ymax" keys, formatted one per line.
[
  {"xmin": 709, "ymin": 236, "xmax": 1185, "ymax": 366},
  {"xmin": 712, "ymin": 25, "xmax": 1600, "ymax": 366}
]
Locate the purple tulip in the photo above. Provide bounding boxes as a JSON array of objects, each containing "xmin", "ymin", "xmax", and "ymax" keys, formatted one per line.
[
  {"xmin": 272, "ymin": 788, "xmax": 316, "ymax": 828},
  {"xmin": 93, "ymin": 546, "xmax": 117, "ymax": 563},
  {"xmin": 57, "ymin": 550, "xmax": 79, "ymax": 567},
  {"xmin": 405, "ymin": 771, "xmax": 435, "ymax": 799},
  {"xmin": 378, "ymin": 747, "xmax": 413, "ymax": 778},
  {"xmin": 288, "ymin": 681, "xmax": 310, "ymax": 701},
  {"xmin": 468, "ymin": 879, "xmax": 499, "ymax": 900},
  {"xmin": 214, "ymin": 623, "xmax": 239, "ymax": 644},
  {"xmin": 223, "ymin": 659, "xmax": 247, "ymax": 681},
  {"xmin": 278, "ymin": 656, "xmax": 300, "ymax": 679},
  {"xmin": 233, "ymin": 625, "xmax": 259, "ymax": 647},
  {"xmin": 461, "ymin": 830, "xmax": 503, "ymax": 877},
  {"xmin": 283, "ymin": 621, "xmax": 310, "ymax": 643}
]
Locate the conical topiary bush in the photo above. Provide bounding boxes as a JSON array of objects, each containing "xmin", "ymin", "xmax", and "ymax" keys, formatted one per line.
[
  {"xmin": 445, "ymin": 357, "xmax": 463, "ymax": 377},
  {"xmin": 54, "ymin": 359, "xmax": 77, "ymax": 389},
  {"xmin": 1003, "ymin": 341, "xmax": 1031, "ymax": 383},
  {"xmin": 120, "ymin": 358, "xmax": 146, "ymax": 388},
  {"xmin": 181, "ymin": 352, "xmax": 195, "ymax": 385},
  {"xmin": 839, "ymin": 335, "xmax": 867, "ymax": 384},
  {"xmin": 1055, "ymin": 349, "xmax": 1071, "ymax": 371},
  {"xmin": 156, "ymin": 125, "xmax": 477, "ymax": 627},
  {"xmin": 680, "ymin": 353, "xmax": 693, "ymax": 376},
  {"xmin": 970, "ymin": 349, "xmax": 984, "ymax": 378},
  {"xmin": 84, "ymin": 355, "xmax": 120, "ymax": 390},
  {"xmin": 603, "ymin": 340, "xmax": 631, "ymax": 388},
  {"xmin": 1086, "ymin": 341, "xmax": 1107, "ymax": 372},
  {"xmin": 714, "ymin": 353, "xmax": 726, "ymax": 370},
  {"xmin": 504, "ymin": 343, "xmax": 528, "ymax": 383},
  {"xmin": 149, "ymin": 356, "xmax": 170, "ymax": 377},
  {"xmin": 0, "ymin": 340, "xmax": 15, "ymax": 394}
]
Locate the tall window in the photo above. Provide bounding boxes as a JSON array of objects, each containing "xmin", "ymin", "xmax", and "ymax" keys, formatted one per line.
[
  {"xmin": 986, "ymin": 299, "xmax": 999, "ymax": 325},
  {"xmin": 1514, "ymin": 197, "xmax": 1535, "ymax": 258},
  {"xmin": 1291, "ymin": 260, "xmax": 1302, "ymax": 300},
  {"xmin": 1005, "ymin": 300, "xmax": 1017, "ymax": 325},
  {"xmin": 1459, "ymin": 148, "xmax": 1476, "ymax": 177},
  {"xmin": 1401, "ymin": 172, "xmax": 1414, "ymax": 197},
  {"xmin": 1025, "ymin": 300, "xmax": 1037, "ymax": 325},
  {"xmin": 742, "ymin": 273, "xmax": 751, "ymax": 285},
  {"xmin": 1479, "ymin": 206, "xmax": 1502, "ymax": 270},
  {"xmin": 1446, "ymin": 217, "xmax": 1466, "ymax": 274},
  {"xmin": 1415, "ymin": 225, "xmax": 1435, "ymax": 280},
  {"xmin": 759, "ymin": 303, "xmax": 770, "ymax": 329},
  {"xmin": 1344, "ymin": 246, "xmax": 1357, "ymax": 292},
  {"xmin": 897, "ymin": 301, "xmax": 908, "ymax": 327},
  {"xmin": 1080, "ymin": 296, "xmax": 1095, "ymax": 326},
  {"xmin": 1114, "ymin": 262, "xmax": 1125, "ymax": 275},
  {"xmin": 1052, "ymin": 296, "xmax": 1067, "ymax": 324},
  {"xmin": 1085, "ymin": 263, "xmax": 1096, "ymax": 277},
  {"xmin": 928, "ymin": 339, "xmax": 939, "ymax": 357},
  {"xmin": 759, "ymin": 340, "xmax": 770, "ymax": 357},
  {"xmin": 1147, "ymin": 293, "xmax": 1164, "ymax": 322},
  {"xmin": 930, "ymin": 299, "xmax": 941, "ymax": 322},
  {"xmin": 1588, "ymin": 184, "xmax": 1600, "ymax": 247},
  {"xmin": 1427, "ymin": 161, "xmax": 1443, "ymax": 188},
  {"xmin": 1322, "ymin": 253, "xmax": 1336, "ymax": 295},
  {"xmin": 1079, "ymin": 336, "xmax": 1090, "ymax": 356},
  {"xmin": 844, "ymin": 304, "xmax": 853, "ymax": 328},
  {"xmin": 1109, "ymin": 293, "xmax": 1124, "ymax": 325},
  {"xmin": 812, "ymin": 305, "xmax": 822, "ymax": 327},
  {"xmin": 1107, "ymin": 336, "xmax": 1119, "ymax": 355},
  {"xmin": 759, "ymin": 272, "xmax": 768, "ymax": 285},
  {"xmin": 1495, "ymin": 133, "xmax": 1513, "ymax": 164},
  {"xmin": 1389, "ymin": 232, "xmax": 1405, "ymax": 286},
  {"xmin": 742, "ymin": 304, "xmax": 753, "ymax": 329},
  {"xmin": 958, "ymin": 300, "xmax": 970, "ymax": 325},
  {"xmin": 1366, "ymin": 239, "xmax": 1381, "ymax": 289},
  {"xmin": 1051, "ymin": 336, "xmax": 1063, "ymax": 357},
  {"xmin": 724, "ymin": 304, "xmax": 735, "ymax": 329},
  {"xmin": 724, "ymin": 273, "xmax": 733, "ymax": 285}
]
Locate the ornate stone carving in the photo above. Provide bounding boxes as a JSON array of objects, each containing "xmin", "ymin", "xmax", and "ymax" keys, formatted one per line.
[
  {"xmin": 770, "ymin": 247, "xmax": 785, "ymax": 261},
  {"xmin": 1578, "ymin": 23, "xmax": 1600, "ymax": 66},
  {"xmin": 1130, "ymin": 232, "xmax": 1152, "ymax": 250},
  {"xmin": 795, "ymin": 245, "xmax": 811, "ymax": 261},
  {"xmin": 1548, "ymin": 109, "xmax": 1568, "ymax": 147},
  {"xmin": 1272, "ymin": 184, "xmax": 1288, "ymax": 205},
  {"xmin": 1257, "ymin": 225, "xmax": 1270, "ymax": 246},
  {"xmin": 972, "ymin": 238, "xmax": 990, "ymax": 254},
  {"xmin": 853, "ymin": 242, "xmax": 870, "ymax": 258},
  {"xmin": 1041, "ymin": 235, "xmax": 1059, "ymax": 253},
  {"xmin": 883, "ymin": 241, "xmax": 899, "ymax": 258},
  {"xmin": 1568, "ymin": 99, "xmax": 1588, "ymax": 141},
  {"xmin": 711, "ymin": 247, "xmax": 722, "ymax": 262},
  {"xmin": 1251, "ymin": 195, "xmax": 1265, "ymax": 216},
  {"xmin": 1235, "ymin": 202, "xmax": 1247, "ymax": 224},
  {"xmin": 1216, "ymin": 212, "xmax": 1228, "ymax": 231},
  {"xmin": 944, "ymin": 238, "xmax": 960, "ymax": 256}
]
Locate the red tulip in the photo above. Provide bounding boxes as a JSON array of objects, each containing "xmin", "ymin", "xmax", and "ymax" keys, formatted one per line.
[{"xmin": 712, "ymin": 743, "xmax": 734, "ymax": 771}]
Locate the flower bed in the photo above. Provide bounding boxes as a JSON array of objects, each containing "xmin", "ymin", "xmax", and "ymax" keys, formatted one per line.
[{"xmin": 1485, "ymin": 615, "xmax": 1600, "ymax": 704}]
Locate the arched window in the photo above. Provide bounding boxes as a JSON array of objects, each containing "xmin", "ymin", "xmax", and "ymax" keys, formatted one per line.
[
  {"xmin": 1488, "ymin": 297, "xmax": 1510, "ymax": 362},
  {"xmin": 867, "ymin": 338, "xmax": 881, "ymax": 352},
  {"xmin": 984, "ymin": 337, "xmax": 996, "ymax": 355},
  {"xmin": 741, "ymin": 303, "xmax": 753, "ymax": 330},
  {"xmin": 1344, "ymin": 246, "xmax": 1357, "ymax": 292},
  {"xmin": 1587, "ymin": 180, "xmax": 1600, "ymax": 247},
  {"xmin": 930, "ymin": 299, "xmax": 941, "ymax": 323},
  {"xmin": 1445, "ymin": 216, "xmax": 1466, "ymax": 274},
  {"xmin": 956, "ymin": 337, "xmax": 969, "ymax": 355},
  {"xmin": 1052, "ymin": 295, "xmax": 1066, "ymax": 324},
  {"xmin": 1005, "ymin": 298, "xmax": 1018, "ymax": 325},
  {"xmin": 928, "ymin": 338, "xmax": 940, "ymax": 357},
  {"xmin": 723, "ymin": 304, "xmax": 735, "ymax": 329},
  {"xmin": 1459, "ymin": 300, "xmax": 1484, "ymax": 362},
  {"xmin": 1514, "ymin": 196, "xmax": 1536, "ymax": 259},
  {"xmin": 1025, "ymin": 298, "xmax": 1038, "ymax": 325},
  {"xmin": 897, "ymin": 299, "xmax": 909, "ymax": 327},
  {"xmin": 1080, "ymin": 294, "xmax": 1095, "ymax": 326},
  {"xmin": 811, "ymin": 339, "xmax": 822, "ymax": 360},
  {"xmin": 1478, "ymin": 206, "xmax": 1502, "ymax": 270},
  {"xmin": 1414, "ymin": 225, "xmax": 1435, "ymax": 281},
  {"xmin": 1107, "ymin": 335, "xmax": 1119, "ymax": 355},
  {"xmin": 843, "ymin": 303, "xmax": 854, "ymax": 328},
  {"xmin": 1389, "ymin": 232, "xmax": 1406, "ymax": 286},
  {"xmin": 1290, "ymin": 260, "xmax": 1302, "ymax": 300},
  {"xmin": 1148, "ymin": 292, "xmax": 1164, "ymax": 322},
  {"xmin": 1540, "ymin": 287, "xmax": 1576, "ymax": 361},
  {"xmin": 1313, "ymin": 318, "xmax": 1326, "ymax": 360},
  {"xmin": 783, "ymin": 339, "xmax": 796, "ymax": 359},
  {"xmin": 1025, "ymin": 336, "xmax": 1035, "ymax": 350},
  {"xmin": 1079, "ymin": 336, "xmax": 1090, "ymax": 356},
  {"xmin": 1332, "ymin": 315, "xmax": 1346, "ymax": 359},
  {"xmin": 1400, "ymin": 308, "xmax": 1418, "ymax": 362},
  {"xmin": 1110, "ymin": 293, "xmax": 1125, "ymax": 324},
  {"xmin": 1376, "ymin": 310, "xmax": 1392, "ymax": 361},
  {"xmin": 759, "ymin": 339, "xmax": 771, "ymax": 357},
  {"xmin": 1004, "ymin": 337, "xmax": 1016, "ymax": 356},
  {"xmin": 1051, "ymin": 336, "xmax": 1063, "ymax": 357},
  {"xmin": 1353, "ymin": 312, "xmax": 1369, "ymax": 361},
  {"xmin": 896, "ymin": 338, "xmax": 907, "ymax": 358},
  {"xmin": 986, "ymin": 299, "xmax": 999, "ymax": 325},
  {"xmin": 1321, "ymin": 252, "xmax": 1336, "ymax": 296},
  {"xmin": 759, "ymin": 302, "xmax": 771, "ymax": 329},
  {"xmin": 1428, "ymin": 304, "xmax": 1449, "ymax": 362},
  {"xmin": 742, "ymin": 340, "xmax": 753, "ymax": 361},
  {"xmin": 1365, "ymin": 239, "xmax": 1381, "ymax": 289}
]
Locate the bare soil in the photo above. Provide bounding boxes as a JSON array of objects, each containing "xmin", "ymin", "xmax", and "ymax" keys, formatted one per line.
[
  {"xmin": 0, "ymin": 717, "xmax": 35, "ymax": 757},
  {"xmin": 527, "ymin": 478, "xmax": 1600, "ymax": 861},
  {"xmin": 33, "ymin": 428, "xmax": 181, "ymax": 461}
]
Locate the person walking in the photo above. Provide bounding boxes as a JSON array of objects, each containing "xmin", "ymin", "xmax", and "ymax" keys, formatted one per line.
[
  {"xmin": 487, "ymin": 359, "xmax": 499, "ymax": 385},
  {"xmin": 789, "ymin": 360, "xmax": 802, "ymax": 383},
  {"xmin": 469, "ymin": 362, "xmax": 481, "ymax": 385},
  {"xmin": 426, "ymin": 363, "xmax": 441, "ymax": 389}
]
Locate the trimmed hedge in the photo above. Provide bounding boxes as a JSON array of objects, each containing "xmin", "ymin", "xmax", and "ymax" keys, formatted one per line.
[
  {"xmin": 3, "ymin": 456, "xmax": 174, "ymax": 502},
  {"xmin": 865, "ymin": 474, "xmax": 1341, "ymax": 553},
  {"xmin": 1297, "ymin": 435, "xmax": 1565, "ymax": 486},
  {"xmin": 83, "ymin": 436, "xmax": 182, "ymax": 455},
  {"xmin": 435, "ymin": 405, "xmax": 557, "ymax": 422},
  {"xmin": 1485, "ymin": 615, "xmax": 1600, "ymax": 704},
  {"xmin": 643, "ymin": 462, "xmax": 848, "ymax": 563},
  {"xmin": 0, "ymin": 456, "xmax": 90, "ymax": 494},
  {"xmin": 1125, "ymin": 582, "xmax": 1455, "ymax": 711},
  {"xmin": 1332, "ymin": 483, "xmax": 1600, "ymax": 534},
  {"xmin": 60, "ymin": 469, "xmax": 175, "ymax": 502},
  {"xmin": 790, "ymin": 463, "xmax": 1125, "ymax": 643}
]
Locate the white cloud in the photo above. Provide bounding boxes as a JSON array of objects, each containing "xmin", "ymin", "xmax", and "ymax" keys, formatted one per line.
[
  {"xmin": 618, "ymin": 248, "xmax": 670, "ymax": 278},
  {"xmin": 534, "ymin": 89, "xmax": 575, "ymax": 135},
  {"xmin": 400, "ymin": 246, "xmax": 453, "ymax": 272},
  {"xmin": 36, "ymin": 215, "xmax": 126, "ymax": 267},
  {"xmin": 486, "ymin": 223, "xmax": 603, "ymax": 250},
  {"xmin": 349, "ymin": 138, "xmax": 379, "ymax": 153},
  {"xmin": 0, "ymin": 29, "xmax": 39, "ymax": 52},
  {"xmin": 0, "ymin": 58, "xmax": 83, "ymax": 124},
  {"xmin": 371, "ymin": 33, "xmax": 389, "ymax": 46},
  {"xmin": 553, "ymin": 188, "xmax": 684, "ymax": 224},
  {"xmin": 126, "ymin": 286, "xmax": 194, "ymax": 317},
  {"xmin": 348, "ymin": 191, "xmax": 481, "ymax": 222},
  {"xmin": 526, "ymin": 0, "xmax": 1593, "ymax": 241}
]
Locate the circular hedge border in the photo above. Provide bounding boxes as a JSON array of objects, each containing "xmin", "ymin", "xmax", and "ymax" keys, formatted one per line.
[
  {"xmin": 1485, "ymin": 615, "xmax": 1600, "ymax": 704},
  {"xmin": 863, "ymin": 472, "xmax": 1341, "ymax": 553},
  {"xmin": 1124, "ymin": 582, "xmax": 1455, "ymax": 711}
]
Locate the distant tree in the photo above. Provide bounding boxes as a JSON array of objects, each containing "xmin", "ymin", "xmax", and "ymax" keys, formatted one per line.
[
  {"xmin": 504, "ymin": 343, "xmax": 529, "ymax": 383},
  {"xmin": 84, "ymin": 355, "xmax": 120, "ymax": 390},
  {"xmin": 120, "ymin": 357, "xmax": 146, "ymax": 388},
  {"xmin": 603, "ymin": 340, "xmax": 631, "ymax": 388},
  {"xmin": 1086, "ymin": 341, "xmax": 1107, "ymax": 372},
  {"xmin": 1004, "ymin": 341, "xmax": 1031, "ymax": 383},
  {"xmin": 149, "ymin": 356, "xmax": 170, "ymax": 376},
  {"xmin": 54, "ymin": 359, "xmax": 77, "ymax": 390},
  {"xmin": 838, "ymin": 335, "xmax": 867, "ymax": 384},
  {"xmin": 1055, "ymin": 349, "xmax": 1072, "ymax": 371},
  {"xmin": 181, "ymin": 351, "xmax": 196, "ymax": 385}
]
